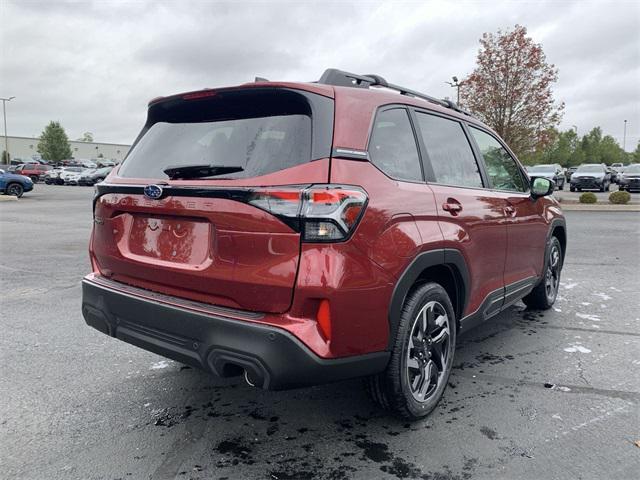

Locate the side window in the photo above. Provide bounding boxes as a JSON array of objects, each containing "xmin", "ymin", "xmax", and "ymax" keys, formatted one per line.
[
  {"xmin": 369, "ymin": 108, "xmax": 423, "ymax": 182},
  {"xmin": 470, "ymin": 127, "xmax": 527, "ymax": 192},
  {"xmin": 415, "ymin": 112, "xmax": 483, "ymax": 188}
]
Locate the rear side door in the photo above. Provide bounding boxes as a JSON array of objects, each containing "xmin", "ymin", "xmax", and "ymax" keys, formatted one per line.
[
  {"xmin": 468, "ymin": 127, "xmax": 547, "ymax": 300},
  {"xmin": 412, "ymin": 110, "xmax": 509, "ymax": 319}
]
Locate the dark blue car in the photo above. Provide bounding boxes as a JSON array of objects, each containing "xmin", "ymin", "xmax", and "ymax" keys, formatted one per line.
[{"xmin": 0, "ymin": 168, "xmax": 34, "ymax": 198}]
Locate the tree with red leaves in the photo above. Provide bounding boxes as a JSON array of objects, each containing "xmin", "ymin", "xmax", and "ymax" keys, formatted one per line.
[{"xmin": 460, "ymin": 25, "xmax": 564, "ymax": 160}]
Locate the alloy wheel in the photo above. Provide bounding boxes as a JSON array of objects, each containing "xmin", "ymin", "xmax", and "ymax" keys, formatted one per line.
[
  {"xmin": 7, "ymin": 184, "xmax": 23, "ymax": 197},
  {"xmin": 406, "ymin": 301, "xmax": 451, "ymax": 402},
  {"xmin": 545, "ymin": 244, "xmax": 561, "ymax": 302}
]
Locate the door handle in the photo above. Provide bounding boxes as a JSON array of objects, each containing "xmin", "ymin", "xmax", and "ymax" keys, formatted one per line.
[
  {"xmin": 504, "ymin": 205, "xmax": 515, "ymax": 216},
  {"xmin": 442, "ymin": 199, "xmax": 463, "ymax": 215}
]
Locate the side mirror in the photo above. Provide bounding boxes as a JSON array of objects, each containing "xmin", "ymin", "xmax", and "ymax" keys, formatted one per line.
[{"xmin": 531, "ymin": 177, "xmax": 554, "ymax": 198}]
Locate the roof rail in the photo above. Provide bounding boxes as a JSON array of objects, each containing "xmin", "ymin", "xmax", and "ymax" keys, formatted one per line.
[{"xmin": 318, "ymin": 68, "xmax": 473, "ymax": 117}]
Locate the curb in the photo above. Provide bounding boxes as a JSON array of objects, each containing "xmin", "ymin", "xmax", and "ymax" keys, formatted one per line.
[
  {"xmin": 560, "ymin": 203, "xmax": 640, "ymax": 212},
  {"xmin": 0, "ymin": 195, "xmax": 19, "ymax": 202}
]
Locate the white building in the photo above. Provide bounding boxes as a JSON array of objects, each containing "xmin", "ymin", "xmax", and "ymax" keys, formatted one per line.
[{"xmin": 2, "ymin": 135, "xmax": 131, "ymax": 163}]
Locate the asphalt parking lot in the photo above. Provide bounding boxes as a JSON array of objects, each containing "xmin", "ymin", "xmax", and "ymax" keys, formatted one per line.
[{"xmin": 1, "ymin": 184, "xmax": 639, "ymax": 480}]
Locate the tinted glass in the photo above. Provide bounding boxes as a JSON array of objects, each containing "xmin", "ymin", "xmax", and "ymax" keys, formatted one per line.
[
  {"xmin": 369, "ymin": 109, "xmax": 422, "ymax": 182},
  {"xmin": 119, "ymin": 115, "xmax": 311, "ymax": 180},
  {"xmin": 470, "ymin": 128, "xmax": 527, "ymax": 192},
  {"xmin": 576, "ymin": 165, "xmax": 604, "ymax": 173},
  {"xmin": 529, "ymin": 165, "xmax": 556, "ymax": 173},
  {"xmin": 415, "ymin": 113, "xmax": 482, "ymax": 188}
]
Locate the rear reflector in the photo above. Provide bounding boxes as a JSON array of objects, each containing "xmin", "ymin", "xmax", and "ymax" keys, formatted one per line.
[{"xmin": 316, "ymin": 299, "xmax": 332, "ymax": 341}]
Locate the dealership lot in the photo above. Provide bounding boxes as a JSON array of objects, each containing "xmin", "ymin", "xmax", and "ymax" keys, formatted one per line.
[
  {"xmin": 1, "ymin": 185, "xmax": 639, "ymax": 480},
  {"xmin": 554, "ymin": 185, "xmax": 640, "ymax": 204}
]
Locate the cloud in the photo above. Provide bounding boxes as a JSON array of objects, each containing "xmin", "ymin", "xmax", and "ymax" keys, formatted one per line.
[{"xmin": 1, "ymin": 0, "xmax": 639, "ymax": 150}]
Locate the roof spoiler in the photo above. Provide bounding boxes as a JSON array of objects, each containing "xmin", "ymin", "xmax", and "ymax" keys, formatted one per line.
[{"xmin": 317, "ymin": 68, "xmax": 473, "ymax": 117}]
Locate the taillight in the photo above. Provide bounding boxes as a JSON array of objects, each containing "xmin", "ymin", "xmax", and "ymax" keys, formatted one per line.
[
  {"xmin": 247, "ymin": 185, "xmax": 367, "ymax": 242},
  {"xmin": 302, "ymin": 186, "xmax": 367, "ymax": 241}
]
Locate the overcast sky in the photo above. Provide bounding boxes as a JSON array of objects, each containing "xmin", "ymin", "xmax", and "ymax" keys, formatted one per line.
[{"xmin": 2, "ymin": 0, "xmax": 639, "ymax": 151}]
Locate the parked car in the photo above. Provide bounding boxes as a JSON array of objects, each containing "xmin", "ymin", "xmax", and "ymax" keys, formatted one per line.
[
  {"xmin": 14, "ymin": 163, "xmax": 53, "ymax": 183},
  {"xmin": 81, "ymin": 68, "xmax": 566, "ymax": 420},
  {"xmin": 570, "ymin": 163, "xmax": 611, "ymax": 192},
  {"xmin": 43, "ymin": 167, "xmax": 64, "ymax": 184},
  {"xmin": 527, "ymin": 164, "xmax": 565, "ymax": 190},
  {"xmin": 0, "ymin": 168, "xmax": 34, "ymax": 197},
  {"xmin": 78, "ymin": 166, "xmax": 113, "ymax": 186},
  {"xmin": 57, "ymin": 167, "xmax": 86, "ymax": 185},
  {"xmin": 96, "ymin": 160, "xmax": 116, "ymax": 168},
  {"xmin": 565, "ymin": 166, "xmax": 578, "ymax": 182},
  {"xmin": 617, "ymin": 163, "xmax": 640, "ymax": 192},
  {"xmin": 64, "ymin": 168, "xmax": 94, "ymax": 185},
  {"xmin": 80, "ymin": 160, "xmax": 98, "ymax": 169}
]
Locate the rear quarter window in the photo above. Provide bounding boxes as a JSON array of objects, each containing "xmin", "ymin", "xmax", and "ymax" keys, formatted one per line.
[{"xmin": 368, "ymin": 108, "xmax": 423, "ymax": 182}]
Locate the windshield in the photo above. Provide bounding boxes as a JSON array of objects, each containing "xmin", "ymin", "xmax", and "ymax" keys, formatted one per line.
[
  {"xmin": 576, "ymin": 165, "xmax": 603, "ymax": 173},
  {"xmin": 529, "ymin": 165, "xmax": 555, "ymax": 173},
  {"xmin": 624, "ymin": 164, "xmax": 640, "ymax": 174}
]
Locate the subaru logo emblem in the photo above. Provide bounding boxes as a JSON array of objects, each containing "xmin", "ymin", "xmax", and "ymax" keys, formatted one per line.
[{"xmin": 143, "ymin": 184, "xmax": 164, "ymax": 200}]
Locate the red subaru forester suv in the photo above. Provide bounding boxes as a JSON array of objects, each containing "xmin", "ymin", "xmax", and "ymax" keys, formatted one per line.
[{"xmin": 82, "ymin": 69, "xmax": 565, "ymax": 419}]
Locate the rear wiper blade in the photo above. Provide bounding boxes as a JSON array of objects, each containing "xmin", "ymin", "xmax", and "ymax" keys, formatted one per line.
[{"xmin": 163, "ymin": 164, "xmax": 244, "ymax": 180}]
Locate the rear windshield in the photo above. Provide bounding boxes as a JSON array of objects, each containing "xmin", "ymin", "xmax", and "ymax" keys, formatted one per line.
[{"xmin": 119, "ymin": 88, "xmax": 332, "ymax": 180}]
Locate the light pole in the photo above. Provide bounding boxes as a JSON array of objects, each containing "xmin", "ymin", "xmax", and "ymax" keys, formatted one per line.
[
  {"xmin": 445, "ymin": 76, "xmax": 463, "ymax": 105},
  {"xmin": 623, "ymin": 119, "xmax": 627, "ymax": 151},
  {"xmin": 1, "ymin": 96, "xmax": 15, "ymax": 163}
]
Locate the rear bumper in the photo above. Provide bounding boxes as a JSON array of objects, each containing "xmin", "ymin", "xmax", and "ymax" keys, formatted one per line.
[{"xmin": 81, "ymin": 276, "xmax": 389, "ymax": 390}]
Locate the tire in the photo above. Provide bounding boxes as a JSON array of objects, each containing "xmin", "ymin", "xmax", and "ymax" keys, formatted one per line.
[
  {"xmin": 523, "ymin": 236, "xmax": 563, "ymax": 310},
  {"xmin": 6, "ymin": 183, "xmax": 24, "ymax": 198},
  {"xmin": 365, "ymin": 282, "xmax": 456, "ymax": 420},
  {"xmin": 558, "ymin": 181, "xmax": 564, "ymax": 191},
  {"xmin": 606, "ymin": 182, "xmax": 610, "ymax": 192},
  {"xmin": 570, "ymin": 186, "xmax": 575, "ymax": 192},
  {"xmin": 29, "ymin": 175, "xmax": 39, "ymax": 183},
  {"xmin": 45, "ymin": 179, "xmax": 52, "ymax": 185},
  {"xmin": 599, "ymin": 183, "xmax": 605, "ymax": 192}
]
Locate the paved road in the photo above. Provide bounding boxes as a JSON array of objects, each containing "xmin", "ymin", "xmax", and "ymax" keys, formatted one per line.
[{"xmin": 1, "ymin": 185, "xmax": 639, "ymax": 480}]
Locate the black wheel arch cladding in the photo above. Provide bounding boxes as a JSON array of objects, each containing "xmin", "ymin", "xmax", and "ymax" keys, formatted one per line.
[{"xmin": 388, "ymin": 249, "xmax": 469, "ymax": 349}]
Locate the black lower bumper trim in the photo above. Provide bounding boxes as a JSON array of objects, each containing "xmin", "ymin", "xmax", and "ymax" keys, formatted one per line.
[{"xmin": 81, "ymin": 278, "xmax": 389, "ymax": 390}]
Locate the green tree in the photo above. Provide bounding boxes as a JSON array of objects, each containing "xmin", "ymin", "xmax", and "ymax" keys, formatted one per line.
[
  {"xmin": 632, "ymin": 141, "xmax": 640, "ymax": 162},
  {"xmin": 77, "ymin": 132, "xmax": 94, "ymax": 142},
  {"xmin": 599, "ymin": 135, "xmax": 624, "ymax": 164},
  {"xmin": 580, "ymin": 127, "xmax": 603, "ymax": 162},
  {"xmin": 37, "ymin": 121, "xmax": 72, "ymax": 162}
]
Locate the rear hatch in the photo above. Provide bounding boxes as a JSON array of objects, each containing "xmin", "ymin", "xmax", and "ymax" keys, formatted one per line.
[{"xmin": 91, "ymin": 86, "xmax": 334, "ymax": 313}]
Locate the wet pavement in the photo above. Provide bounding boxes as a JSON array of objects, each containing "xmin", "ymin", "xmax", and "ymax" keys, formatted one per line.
[{"xmin": 1, "ymin": 185, "xmax": 639, "ymax": 479}]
